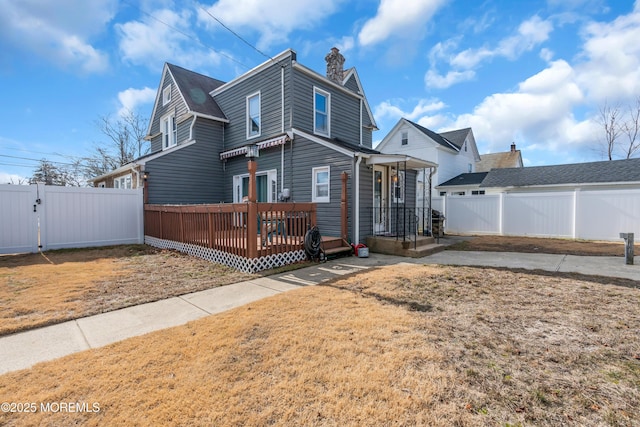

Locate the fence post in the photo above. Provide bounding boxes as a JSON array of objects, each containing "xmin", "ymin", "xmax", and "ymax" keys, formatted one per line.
[{"xmin": 620, "ymin": 233, "xmax": 634, "ymax": 265}]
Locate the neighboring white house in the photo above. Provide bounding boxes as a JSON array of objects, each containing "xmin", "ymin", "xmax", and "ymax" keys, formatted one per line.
[{"xmin": 376, "ymin": 119, "xmax": 480, "ymax": 191}]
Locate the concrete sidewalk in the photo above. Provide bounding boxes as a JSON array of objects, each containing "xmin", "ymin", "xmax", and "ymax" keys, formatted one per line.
[{"xmin": 1, "ymin": 250, "xmax": 638, "ymax": 375}]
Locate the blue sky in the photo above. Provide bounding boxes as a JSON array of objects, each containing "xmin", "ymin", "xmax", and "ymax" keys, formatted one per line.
[{"xmin": 1, "ymin": 0, "xmax": 640, "ymax": 184}]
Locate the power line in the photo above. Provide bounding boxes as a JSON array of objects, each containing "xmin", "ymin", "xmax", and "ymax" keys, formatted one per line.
[
  {"xmin": 0, "ymin": 154, "xmax": 80, "ymax": 167},
  {"xmin": 120, "ymin": 0, "xmax": 251, "ymax": 69},
  {"xmin": 197, "ymin": 5, "xmax": 273, "ymax": 62}
]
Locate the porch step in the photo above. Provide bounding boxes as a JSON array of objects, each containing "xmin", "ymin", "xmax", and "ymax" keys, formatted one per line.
[
  {"xmin": 366, "ymin": 235, "xmax": 447, "ymax": 258},
  {"xmin": 321, "ymin": 236, "xmax": 347, "ymax": 250},
  {"xmin": 405, "ymin": 243, "xmax": 447, "ymax": 258}
]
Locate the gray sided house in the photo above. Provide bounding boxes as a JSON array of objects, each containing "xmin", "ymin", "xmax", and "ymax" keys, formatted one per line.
[{"xmin": 95, "ymin": 48, "xmax": 431, "ymax": 244}]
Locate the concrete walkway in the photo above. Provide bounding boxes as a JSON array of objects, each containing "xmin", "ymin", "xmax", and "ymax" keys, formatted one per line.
[{"xmin": 1, "ymin": 250, "xmax": 638, "ymax": 375}]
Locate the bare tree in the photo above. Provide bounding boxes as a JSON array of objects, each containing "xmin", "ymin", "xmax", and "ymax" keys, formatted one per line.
[
  {"xmin": 30, "ymin": 159, "xmax": 81, "ymax": 186},
  {"xmin": 621, "ymin": 96, "xmax": 640, "ymax": 159},
  {"xmin": 596, "ymin": 98, "xmax": 640, "ymax": 160},
  {"xmin": 85, "ymin": 110, "xmax": 149, "ymax": 179},
  {"xmin": 597, "ymin": 101, "xmax": 622, "ymax": 160}
]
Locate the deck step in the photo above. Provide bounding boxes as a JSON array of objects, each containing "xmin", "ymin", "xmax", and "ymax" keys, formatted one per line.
[{"xmin": 321, "ymin": 236, "xmax": 347, "ymax": 250}]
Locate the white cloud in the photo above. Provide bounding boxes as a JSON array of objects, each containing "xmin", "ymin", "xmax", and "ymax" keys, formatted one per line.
[
  {"xmin": 451, "ymin": 60, "xmax": 588, "ymax": 154},
  {"xmin": 117, "ymin": 87, "xmax": 157, "ymax": 117},
  {"xmin": 374, "ymin": 98, "xmax": 446, "ymax": 122},
  {"xmin": 425, "ymin": 69, "xmax": 475, "ymax": 89},
  {"xmin": 0, "ymin": 172, "xmax": 29, "ymax": 185},
  {"xmin": 116, "ymin": 8, "xmax": 223, "ymax": 71},
  {"xmin": 450, "ymin": 15, "xmax": 553, "ymax": 69},
  {"xmin": 198, "ymin": 0, "xmax": 343, "ymax": 50},
  {"xmin": 358, "ymin": 0, "xmax": 448, "ymax": 47},
  {"xmin": 575, "ymin": 6, "xmax": 640, "ymax": 103},
  {"xmin": 0, "ymin": 0, "xmax": 115, "ymax": 73}
]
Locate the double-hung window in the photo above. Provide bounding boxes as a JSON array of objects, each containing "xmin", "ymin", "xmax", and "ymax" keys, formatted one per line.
[
  {"xmin": 401, "ymin": 131, "xmax": 408, "ymax": 145},
  {"xmin": 162, "ymin": 85, "xmax": 171, "ymax": 106},
  {"xmin": 312, "ymin": 166, "xmax": 330, "ymax": 203},
  {"xmin": 314, "ymin": 87, "xmax": 330, "ymax": 136},
  {"xmin": 162, "ymin": 113, "xmax": 177, "ymax": 150},
  {"xmin": 247, "ymin": 92, "xmax": 261, "ymax": 138}
]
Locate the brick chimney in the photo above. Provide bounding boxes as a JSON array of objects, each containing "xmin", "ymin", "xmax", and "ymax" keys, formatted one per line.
[
  {"xmin": 511, "ymin": 142, "xmax": 516, "ymax": 152},
  {"xmin": 325, "ymin": 47, "xmax": 345, "ymax": 84}
]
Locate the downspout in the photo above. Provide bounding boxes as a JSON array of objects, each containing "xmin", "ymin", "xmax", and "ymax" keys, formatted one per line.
[
  {"xmin": 281, "ymin": 66, "xmax": 285, "ymax": 134},
  {"xmin": 359, "ymin": 99, "xmax": 363, "ymax": 146},
  {"xmin": 354, "ymin": 154, "xmax": 363, "ymax": 244}
]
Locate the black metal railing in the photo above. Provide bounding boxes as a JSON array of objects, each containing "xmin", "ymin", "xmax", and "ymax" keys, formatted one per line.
[{"xmin": 369, "ymin": 207, "xmax": 444, "ymax": 244}]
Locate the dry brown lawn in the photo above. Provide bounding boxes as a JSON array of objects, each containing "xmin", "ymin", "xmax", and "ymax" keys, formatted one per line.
[
  {"xmin": 0, "ymin": 245, "xmax": 254, "ymax": 336},
  {"xmin": 1, "ymin": 263, "xmax": 639, "ymax": 426},
  {"xmin": 448, "ymin": 235, "xmax": 636, "ymax": 256}
]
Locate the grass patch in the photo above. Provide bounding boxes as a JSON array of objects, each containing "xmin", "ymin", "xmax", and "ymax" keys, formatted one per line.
[
  {"xmin": 2, "ymin": 264, "xmax": 639, "ymax": 426},
  {"xmin": 0, "ymin": 245, "xmax": 254, "ymax": 336}
]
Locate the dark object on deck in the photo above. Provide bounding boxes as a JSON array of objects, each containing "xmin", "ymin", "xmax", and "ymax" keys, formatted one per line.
[
  {"xmin": 304, "ymin": 226, "xmax": 325, "ymax": 262},
  {"xmin": 620, "ymin": 233, "xmax": 634, "ymax": 265}
]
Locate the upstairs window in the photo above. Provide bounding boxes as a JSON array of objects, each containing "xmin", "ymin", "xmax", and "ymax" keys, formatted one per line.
[
  {"xmin": 401, "ymin": 131, "xmax": 408, "ymax": 145},
  {"xmin": 162, "ymin": 85, "xmax": 171, "ymax": 106},
  {"xmin": 247, "ymin": 92, "xmax": 261, "ymax": 138},
  {"xmin": 162, "ymin": 113, "xmax": 177, "ymax": 150},
  {"xmin": 314, "ymin": 87, "xmax": 330, "ymax": 136},
  {"xmin": 312, "ymin": 166, "xmax": 330, "ymax": 203}
]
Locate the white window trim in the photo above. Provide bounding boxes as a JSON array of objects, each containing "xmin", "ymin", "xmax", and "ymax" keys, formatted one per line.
[
  {"xmin": 246, "ymin": 91, "xmax": 261, "ymax": 139},
  {"xmin": 162, "ymin": 85, "xmax": 171, "ymax": 106},
  {"xmin": 161, "ymin": 112, "xmax": 177, "ymax": 150},
  {"xmin": 114, "ymin": 174, "xmax": 132, "ymax": 189},
  {"xmin": 391, "ymin": 170, "xmax": 405, "ymax": 204},
  {"xmin": 401, "ymin": 131, "xmax": 408, "ymax": 145},
  {"xmin": 232, "ymin": 169, "xmax": 277, "ymax": 203},
  {"xmin": 313, "ymin": 86, "xmax": 330, "ymax": 137},
  {"xmin": 312, "ymin": 166, "xmax": 330, "ymax": 203}
]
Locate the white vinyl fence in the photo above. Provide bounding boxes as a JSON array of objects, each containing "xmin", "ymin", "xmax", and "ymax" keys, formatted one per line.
[
  {"xmin": 1, "ymin": 183, "xmax": 143, "ymax": 254},
  {"xmin": 437, "ymin": 188, "xmax": 640, "ymax": 241}
]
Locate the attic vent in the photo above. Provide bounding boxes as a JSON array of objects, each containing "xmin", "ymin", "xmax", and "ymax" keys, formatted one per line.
[{"xmin": 325, "ymin": 47, "xmax": 345, "ymax": 84}]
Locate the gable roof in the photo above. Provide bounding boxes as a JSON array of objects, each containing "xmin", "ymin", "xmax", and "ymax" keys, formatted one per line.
[
  {"xmin": 167, "ymin": 63, "xmax": 226, "ymax": 119},
  {"xmin": 476, "ymin": 150, "xmax": 523, "ymax": 172},
  {"xmin": 342, "ymin": 67, "xmax": 378, "ymax": 130},
  {"xmin": 405, "ymin": 120, "xmax": 459, "ymax": 151},
  {"xmin": 438, "ymin": 128, "xmax": 471, "ymax": 150},
  {"xmin": 438, "ymin": 172, "xmax": 489, "ymax": 187},
  {"xmin": 481, "ymin": 158, "xmax": 640, "ymax": 188}
]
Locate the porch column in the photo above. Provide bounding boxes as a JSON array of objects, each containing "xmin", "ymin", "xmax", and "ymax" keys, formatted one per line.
[{"xmin": 247, "ymin": 159, "xmax": 258, "ymax": 258}]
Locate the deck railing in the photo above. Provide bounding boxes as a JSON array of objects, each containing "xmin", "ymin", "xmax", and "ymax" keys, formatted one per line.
[{"xmin": 144, "ymin": 202, "xmax": 317, "ymax": 260}]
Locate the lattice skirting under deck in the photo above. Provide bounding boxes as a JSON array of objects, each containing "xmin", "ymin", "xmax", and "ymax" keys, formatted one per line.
[{"xmin": 145, "ymin": 236, "xmax": 306, "ymax": 273}]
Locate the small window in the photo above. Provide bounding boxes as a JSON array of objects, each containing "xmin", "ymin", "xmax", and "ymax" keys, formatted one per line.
[
  {"xmin": 468, "ymin": 163, "xmax": 473, "ymax": 172},
  {"xmin": 247, "ymin": 92, "xmax": 261, "ymax": 138},
  {"xmin": 453, "ymin": 191, "xmax": 466, "ymax": 196},
  {"xmin": 162, "ymin": 113, "xmax": 177, "ymax": 150},
  {"xmin": 472, "ymin": 190, "xmax": 485, "ymax": 195},
  {"xmin": 163, "ymin": 85, "xmax": 171, "ymax": 106},
  {"xmin": 312, "ymin": 166, "xmax": 330, "ymax": 203},
  {"xmin": 439, "ymin": 191, "xmax": 447, "ymax": 196},
  {"xmin": 314, "ymin": 87, "xmax": 330, "ymax": 136},
  {"xmin": 401, "ymin": 131, "xmax": 408, "ymax": 145},
  {"xmin": 114, "ymin": 174, "xmax": 132, "ymax": 189}
]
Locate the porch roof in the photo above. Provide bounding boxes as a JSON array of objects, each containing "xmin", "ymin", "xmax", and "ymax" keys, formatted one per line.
[{"xmin": 365, "ymin": 154, "xmax": 437, "ymax": 170}]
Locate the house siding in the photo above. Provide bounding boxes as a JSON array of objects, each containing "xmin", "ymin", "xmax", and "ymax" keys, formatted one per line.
[
  {"xmin": 344, "ymin": 74, "xmax": 359, "ymax": 93},
  {"xmin": 150, "ymin": 71, "xmax": 190, "ymax": 153},
  {"xmin": 146, "ymin": 120, "xmax": 224, "ymax": 204},
  {"xmin": 213, "ymin": 59, "xmax": 292, "ymax": 151},
  {"xmin": 292, "ymin": 70, "xmax": 361, "ymax": 145}
]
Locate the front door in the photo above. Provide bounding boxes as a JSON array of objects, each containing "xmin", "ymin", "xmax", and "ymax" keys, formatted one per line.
[{"xmin": 373, "ymin": 165, "xmax": 387, "ymax": 234}]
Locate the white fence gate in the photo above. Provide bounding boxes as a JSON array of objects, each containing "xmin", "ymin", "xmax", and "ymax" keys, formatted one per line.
[
  {"xmin": 438, "ymin": 188, "xmax": 640, "ymax": 241},
  {"xmin": 1, "ymin": 183, "xmax": 144, "ymax": 254}
]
